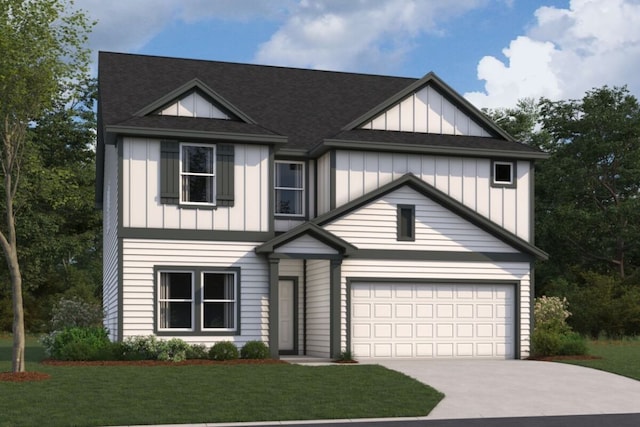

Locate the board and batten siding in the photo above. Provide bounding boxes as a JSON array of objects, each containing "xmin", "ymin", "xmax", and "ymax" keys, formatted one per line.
[
  {"xmin": 121, "ymin": 137, "xmax": 270, "ymax": 231},
  {"xmin": 274, "ymin": 235, "xmax": 339, "ymax": 255},
  {"xmin": 361, "ymin": 85, "xmax": 490, "ymax": 137},
  {"xmin": 120, "ymin": 239, "xmax": 269, "ymax": 345},
  {"xmin": 334, "ymin": 150, "xmax": 531, "ymax": 241},
  {"xmin": 103, "ymin": 143, "xmax": 120, "ymax": 340},
  {"xmin": 305, "ymin": 259, "xmax": 331, "ymax": 358},
  {"xmin": 325, "ymin": 186, "xmax": 517, "ymax": 253},
  {"xmin": 340, "ymin": 259, "xmax": 532, "ymax": 358}
]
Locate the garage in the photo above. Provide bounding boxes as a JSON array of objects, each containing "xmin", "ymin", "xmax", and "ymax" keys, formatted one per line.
[{"xmin": 350, "ymin": 282, "xmax": 515, "ymax": 359}]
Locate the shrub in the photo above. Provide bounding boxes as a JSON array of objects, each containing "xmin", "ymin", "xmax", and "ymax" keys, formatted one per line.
[
  {"xmin": 155, "ymin": 338, "xmax": 189, "ymax": 362},
  {"xmin": 558, "ymin": 332, "xmax": 588, "ymax": 356},
  {"xmin": 532, "ymin": 295, "xmax": 587, "ymax": 357},
  {"xmin": 42, "ymin": 326, "xmax": 111, "ymax": 361},
  {"xmin": 187, "ymin": 343, "xmax": 209, "ymax": 360},
  {"xmin": 534, "ymin": 296, "xmax": 571, "ymax": 333},
  {"xmin": 209, "ymin": 341, "xmax": 239, "ymax": 361},
  {"xmin": 335, "ymin": 349, "xmax": 356, "ymax": 362},
  {"xmin": 49, "ymin": 296, "xmax": 104, "ymax": 332},
  {"xmin": 117, "ymin": 336, "xmax": 191, "ymax": 362},
  {"xmin": 240, "ymin": 340, "xmax": 270, "ymax": 359}
]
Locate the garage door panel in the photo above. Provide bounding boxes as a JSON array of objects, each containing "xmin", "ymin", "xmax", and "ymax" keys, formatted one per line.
[{"xmin": 351, "ymin": 282, "xmax": 515, "ymax": 359}]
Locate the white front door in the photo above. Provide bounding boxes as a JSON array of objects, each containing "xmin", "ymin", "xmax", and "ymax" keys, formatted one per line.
[{"xmin": 278, "ymin": 279, "xmax": 295, "ymax": 352}]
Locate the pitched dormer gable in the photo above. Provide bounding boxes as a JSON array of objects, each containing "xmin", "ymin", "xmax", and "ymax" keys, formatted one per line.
[
  {"xmin": 344, "ymin": 72, "xmax": 512, "ymax": 140},
  {"xmin": 134, "ymin": 78, "xmax": 256, "ymax": 124}
]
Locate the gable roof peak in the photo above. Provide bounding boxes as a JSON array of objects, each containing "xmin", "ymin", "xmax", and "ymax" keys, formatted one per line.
[{"xmin": 134, "ymin": 77, "xmax": 257, "ymax": 124}]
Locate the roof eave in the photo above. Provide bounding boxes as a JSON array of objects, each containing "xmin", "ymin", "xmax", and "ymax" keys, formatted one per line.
[
  {"xmin": 104, "ymin": 125, "xmax": 288, "ymax": 145},
  {"xmin": 321, "ymin": 139, "xmax": 549, "ymax": 160}
]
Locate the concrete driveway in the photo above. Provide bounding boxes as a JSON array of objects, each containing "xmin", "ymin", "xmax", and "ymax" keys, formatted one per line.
[{"xmin": 376, "ymin": 359, "xmax": 640, "ymax": 419}]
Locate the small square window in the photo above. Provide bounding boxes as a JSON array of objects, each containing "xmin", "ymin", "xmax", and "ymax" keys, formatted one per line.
[
  {"xmin": 492, "ymin": 161, "xmax": 515, "ymax": 187},
  {"xmin": 397, "ymin": 205, "xmax": 415, "ymax": 241}
]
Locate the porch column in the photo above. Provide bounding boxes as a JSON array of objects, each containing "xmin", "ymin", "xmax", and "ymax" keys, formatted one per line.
[
  {"xmin": 329, "ymin": 258, "xmax": 342, "ymax": 359},
  {"xmin": 268, "ymin": 257, "xmax": 280, "ymax": 359}
]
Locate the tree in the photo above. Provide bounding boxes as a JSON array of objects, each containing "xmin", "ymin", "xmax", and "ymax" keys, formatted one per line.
[
  {"xmin": 0, "ymin": 0, "xmax": 93, "ymax": 372},
  {"xmin": 537, "ymin": 86, "xmax": 640, "ymax": 280}
]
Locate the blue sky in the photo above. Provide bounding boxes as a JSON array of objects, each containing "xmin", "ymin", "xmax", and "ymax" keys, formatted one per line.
[{"xmin": 78, "ymin": 0, "xmax": 640, "ymax": 109}]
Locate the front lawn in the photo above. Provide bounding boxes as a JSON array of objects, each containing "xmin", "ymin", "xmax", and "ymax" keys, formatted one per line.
[
  {"xmin": 0, "ymin": 337, "xmax": 443, "ymax": 427},
  {"xmin": 557, "ymin": 339, "xmax": 640, "ymax": 381}
]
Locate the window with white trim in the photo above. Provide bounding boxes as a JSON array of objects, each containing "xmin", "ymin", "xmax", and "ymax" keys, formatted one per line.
[
  {"xmin": 157, "ymin": 268, "xmax": 239, "ymax": 333},
  {"xmin": 158, "ymin": 271, "xmax": 194, "ymax": 330},
  {"xmin": 180, "ymin": 143, "xmax": 216, "ymax": 204},
  {"xmin": 492, "ymin": 161, "xmax": 515, "ymax": 187},
  {"xmin": 275, "ymin": 161, "xmax": 304, "ymax": 216},
  {"xmin": 202, "ymin": 272, "xmax": 236, "ymax": 330}
]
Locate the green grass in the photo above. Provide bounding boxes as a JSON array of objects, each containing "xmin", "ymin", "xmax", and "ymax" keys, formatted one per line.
[
  {"xmin": 0, "ymin": 337, "xmax": 443, "ymax": 427},
  {"xmin": 557, "ymin": 339, "xmax": 640, "ymax": 381}
]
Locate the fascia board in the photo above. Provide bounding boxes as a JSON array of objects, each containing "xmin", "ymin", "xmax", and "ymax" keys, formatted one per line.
[{"xmin": 105, "ymin": 125, "xmax": 288, "ymax": 144}]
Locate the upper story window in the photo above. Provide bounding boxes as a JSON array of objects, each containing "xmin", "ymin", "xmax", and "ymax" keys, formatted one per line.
[
  {"xmin": 180, "ymin": 143, "xmax": 216, "ymax": 205},
  {"xmin": 492, "ymin": 160, "xmax": 516, "ymax": 188},
  {"xmin": 275, "ymin": 161, "xmax": 305, "ymax": 216}
]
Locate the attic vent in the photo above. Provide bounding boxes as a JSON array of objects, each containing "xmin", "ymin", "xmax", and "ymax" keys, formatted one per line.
[{"xmin": 157, "ymin": 90, "xmax": 231, "ymax": 119}]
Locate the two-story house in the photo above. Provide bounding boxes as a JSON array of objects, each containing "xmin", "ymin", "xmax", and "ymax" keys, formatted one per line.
[{"xmin": 96, "ymin": 52, "xmax": 547, "ymax": 360}]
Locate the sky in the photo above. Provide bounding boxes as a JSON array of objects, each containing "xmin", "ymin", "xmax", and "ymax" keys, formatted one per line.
[{"xmin": 76, "ymin": 0, "xmax": 640, "ymax": 110}]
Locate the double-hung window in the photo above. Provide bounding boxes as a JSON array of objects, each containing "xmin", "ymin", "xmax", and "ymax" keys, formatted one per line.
[
  {"xmin": 157, "ymin": 268, "xmax": 239, "ymax": 334},
  {"xmin": 180, "ymin": 143, "xmax": 216, "ymax": 204},
  {"xmin": 158, "ymin": 272, "xmax": 194, "ymax": 330},
  {"xmin": 275, "ymin": 161, "xmax": 304, "ymax": 216}
]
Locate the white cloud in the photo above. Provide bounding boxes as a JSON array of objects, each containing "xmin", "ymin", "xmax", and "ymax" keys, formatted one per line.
[
  {"xmin": 254, "ymin": 0, "xmax": 488, "ymax": 73},
  {"xmin": 465, "ymin": 0, "xmax": 640, "ymax": 109},
  {"xmin": 75, "ymin": 0, "xmax": 290, "ymax": 54}
]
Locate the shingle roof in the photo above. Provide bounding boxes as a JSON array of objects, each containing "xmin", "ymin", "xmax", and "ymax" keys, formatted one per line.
[{"xmin": 97, "ymin": 51, "xmax": 543, "ymax": 157}]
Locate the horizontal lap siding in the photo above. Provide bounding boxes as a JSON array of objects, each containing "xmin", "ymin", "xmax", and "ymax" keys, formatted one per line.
[
  {"xmin": 121, "ymin": 239, "xmax": 268, "ymax": 346},
  {"xmin": 326, "ymin": 187, "xmax": 517, "ymax": 253},
  {"xmin": 122, "ymin": 137, "xmax": 269, "ymax": 232},
  {"xmin": 341, "ymin": 259, "xmax": 532, "ymax": 358},
  {"xmin": 103, "ymin": 144, "xmax": 120, "ymax": 341},
  {"xmin": 306, "ymin": 259, "xmax": 330, "ymax": 358},
  {"xmin": 335, "ymin": 151, "xmax": 530, "ymax": 241},
  {"xmin": 274, "ymin": 235, "xmax": 339, "ymax": 254}
]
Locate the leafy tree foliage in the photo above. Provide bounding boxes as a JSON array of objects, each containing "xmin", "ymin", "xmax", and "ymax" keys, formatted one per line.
[
  {"xmin": 537, "ymin": 86, "xmax": 640, "ymax": 280},
  {"xmin": 0, "ymin": 0, "xmax": 93, "ymax": 371}
]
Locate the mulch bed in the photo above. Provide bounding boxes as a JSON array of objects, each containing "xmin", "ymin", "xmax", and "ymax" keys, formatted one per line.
[
  {"xmin": 0, "ymin": 358, "xmax": 288, "ymax": 382},
  {"xmin": 0, "ymin": 371, "xmax": 51, "ymax": 382},
  {"xmin": 41, "ymin": 358, "xmax": 289, "ymax": 367}
]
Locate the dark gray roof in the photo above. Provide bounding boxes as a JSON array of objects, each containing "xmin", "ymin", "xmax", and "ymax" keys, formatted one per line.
[
  {"xmin": 97, "ymin": 51, "xmax": 544, "ymax": 157},
  {"xmin": 99, "ymin": 52, "xmax": 414, "ymax": 150}
]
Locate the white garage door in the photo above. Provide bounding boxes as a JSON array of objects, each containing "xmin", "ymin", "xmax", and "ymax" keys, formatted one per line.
[{"xmin": 351, "ymin": 283, "xmax": 515, "ymax": 359}]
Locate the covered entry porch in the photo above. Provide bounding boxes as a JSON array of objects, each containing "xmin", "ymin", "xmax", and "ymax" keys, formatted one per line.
[{"xmin": 255, "ymin": 223, "xmax": 356, "ymax": 359}]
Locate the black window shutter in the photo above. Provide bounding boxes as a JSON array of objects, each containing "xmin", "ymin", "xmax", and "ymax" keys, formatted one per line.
[
  {"xmin": 160, "ymin": 140, "xmax": 180, "ymax": 204},
  {"xmin": 216, "ymin": 144, "xmax": 235, "ymax": 206}
]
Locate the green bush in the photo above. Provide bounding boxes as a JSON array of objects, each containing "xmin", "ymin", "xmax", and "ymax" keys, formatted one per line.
[
  {"xmin": 117, "ymin": 336, "xmax": 191, "ymax": 362},
  {"xmin": 240, "ymin": 340, "xmax": 270, "ymax": 359},
  {"xmin": 209, "ymin": 341, "xmax": 239, "ymax": 361},
  {"xmin": 187, "ymin": 343, "xmax": 209, "ymax": 360},
  {"xmin": 531, "ymin": 328, "xmax": 563, "ymax": 357},
  {"xmin": 558, "ymin": 331, "xmax": 588, "ymax": 356},
  {"xmin": 42, "ymin": 326, "xmax": 111, "ymax": 360}
]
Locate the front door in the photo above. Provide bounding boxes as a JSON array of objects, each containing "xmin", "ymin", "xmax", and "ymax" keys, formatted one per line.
[{"xmin": 278, "ymin": 279, "xmax": 296, "ymax": 354}]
